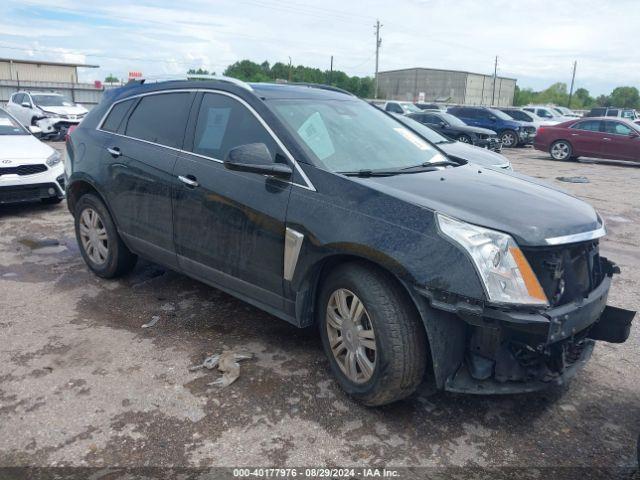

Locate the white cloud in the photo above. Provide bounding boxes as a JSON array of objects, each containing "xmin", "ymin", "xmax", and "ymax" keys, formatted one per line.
[{"xmin": 0, "ymin": 0, "xmax": 638, "ymax": 95}]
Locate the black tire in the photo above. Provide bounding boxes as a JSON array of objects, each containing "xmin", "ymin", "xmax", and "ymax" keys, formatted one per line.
[
  {"xmin": 41, "ymin": 197, "xmax": 63, "ymax": 205},
  {"xmin": 549, "ymin": 140, "xmax": 573, "ymax": 161},
  {"xmin": 74, "ymin": 193, "xmax": 137, "ymax": 278},
  {"xmin": 457, "ymin": 134, "xmax": 472, "ymax": 144},
  {"xmin": 318, "ymin": 262, "xmax": 427, "ymax": 406},
  {"xmin": 500, "ymin": 129, "xmax": 518, "ymax": 148}
]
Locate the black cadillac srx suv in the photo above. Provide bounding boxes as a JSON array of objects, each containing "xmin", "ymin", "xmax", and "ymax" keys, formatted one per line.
[{"xmin": 65, "ymin": 78, "xmax": 635, "ymax": 406}]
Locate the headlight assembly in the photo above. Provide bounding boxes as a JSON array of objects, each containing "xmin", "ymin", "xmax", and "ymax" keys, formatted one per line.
[
  {"xmin": 436, "ymin": 213, "xmax": 548, "ymax": 306},
  {"xmin": 46, "ymin": 151, "xmax": 61, "ymax": 167}
]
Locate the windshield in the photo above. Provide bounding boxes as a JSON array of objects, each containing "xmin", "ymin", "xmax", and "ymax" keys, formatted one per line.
[
  {"xmin": 439, "ymin": 112, "xmax": 467, "ymax": 127},
  {"xmin": 0, "ymin": 110, "xmax": 28, "ymax": 135},
  {"xmin": 400, "ymin": 102, "xmax": 421, "ymax": 113},
  {"xmin": 488, "ymin": 108, "xmax": 513, "ymax": 121},
  {"xmin": 269, "ymin": 98, "xmax": 446, "ymax": 173},
  {"xmin": 32, "ymin": 94, "xmax": 74, "ymax": 107},
  {"xmin": 395, "ymin": 115, "xmax": 449, "ymax": 143}
]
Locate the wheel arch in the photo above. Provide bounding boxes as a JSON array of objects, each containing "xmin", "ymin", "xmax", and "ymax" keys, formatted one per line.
[
  {"xmin": 294, "ymin": 252, "xmax": 464, "ymax": 390},
  {"xmin": 66, "ymin": 175, "xmax": 122, "ymax": 232}
]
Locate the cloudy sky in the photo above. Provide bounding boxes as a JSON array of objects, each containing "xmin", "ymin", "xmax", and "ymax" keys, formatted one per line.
[{"xmin": 1, "ymin": 0, "xmax": 638, "ymax": 95}]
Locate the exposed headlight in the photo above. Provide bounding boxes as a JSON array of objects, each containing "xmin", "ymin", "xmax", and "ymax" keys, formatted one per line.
[
  {"xmin": 39, "ymin": 110, "xmax": 57, "ymax": 118},
  {"xmin": 436, "ymin": 213, "xmax": 548, "ymax": 306},
  {"xmin": 46, "ymin": 151, "xmax": 61, "ymax": 167}
]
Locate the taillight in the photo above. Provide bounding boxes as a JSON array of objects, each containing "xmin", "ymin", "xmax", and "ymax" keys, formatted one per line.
[{"xmin": 537, "ymin": 127, "xmax": 545, "ymax": 134}]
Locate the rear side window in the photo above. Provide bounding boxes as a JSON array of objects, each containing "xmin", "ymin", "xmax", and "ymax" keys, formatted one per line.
[
  {"xmin": 572, "ymin": 120, "xmax": 601, "ymax": 132},
  {"xmin": 420, "ymin": 114, "xmax": 441, "ymax": 124},
  {"xmin": 101, "ymin": 99, "xmax": 135, "ymax": 133},
  {"xmin": 606, "ymin": 109, "xmax": 619, "ymax": 117},
  {"xmin": 125, "ymin": 93, "xmax": 191, "ymax": 148},
  {"xmin": 190, "ymin": 93, "xmax": 277, "ymax": 160}
]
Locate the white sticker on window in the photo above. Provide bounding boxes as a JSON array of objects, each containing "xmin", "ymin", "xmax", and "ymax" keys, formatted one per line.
[
  {"xmin": 297, "ymin": 112, "xmax": 335, "ymax": 160},
  {"xmin": 197, "ymin": 107, "xmax": 231, "ymax": 150},
  {"xmin": 393, "ymin": 127, "xmax": 430, "ymax": 150},
  {"xmin": 0, "ymin": 118, "xmax": 14, "ymax": 126}
]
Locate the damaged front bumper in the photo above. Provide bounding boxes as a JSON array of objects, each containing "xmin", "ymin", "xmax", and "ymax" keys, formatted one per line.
[
  {"xmin": 420, "ymin": 258, "xmax": 635, "ymax": 395},
  {"xmin": 35, "ymin": 116, "xmax": 81, "ymax": 139}
]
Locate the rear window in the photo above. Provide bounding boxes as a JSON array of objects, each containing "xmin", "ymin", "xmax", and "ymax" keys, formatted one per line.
[
  {"xmin": 125, "ymin": 93, "xmax": 191, "ymax": 148},
  {"xmin": 101, "ymin": 99, "xmax": 135, "ymax": 133}
]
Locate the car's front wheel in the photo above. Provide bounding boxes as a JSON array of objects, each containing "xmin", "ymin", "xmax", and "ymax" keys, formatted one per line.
[
  {"xmin": 318, "ymin": 263, "xmax": 427, "ymax": 406},
  {"xmin": 550, "ymin": 140, "xmax": 573, "ymax": 161},
  {"xmin": 74, "ymin": 194, "xmax": 137, "ymax": 278},
  {"xmin": 457, "ymin": 134, "xmax": 472, "ymax": 144},
  {"xmin": 500, "ymin": 129, "xmax": 518, "ymax": 147}
]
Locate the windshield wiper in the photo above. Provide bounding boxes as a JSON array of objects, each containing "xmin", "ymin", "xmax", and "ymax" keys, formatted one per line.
[
  {"xmin": 399, "ymin": 160, "xmax": 459, "ymax": 171},
  {"xmin": 339, "ymin": 169, "xmax": 400, "ymax": 177}
]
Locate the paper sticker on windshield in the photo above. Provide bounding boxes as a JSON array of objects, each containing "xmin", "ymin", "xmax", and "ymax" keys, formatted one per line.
[
  {"xmin": 297, "ymin": 112, "xmax": 335, "ymax": 160},
  {"xmin": 393, "ymin": 127, "xmax": 430, "ymax": 150},
  {"xmin": 0, "ymin": 118, "xmax": 13, "ymax": 126}
]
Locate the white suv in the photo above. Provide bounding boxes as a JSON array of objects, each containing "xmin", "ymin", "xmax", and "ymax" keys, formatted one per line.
[
  {"xmin": 6, "ymin": 91, "xmax": 88, "ymax": 139},
  {"xmin": 0, "ymin": 108, "xmax": 65, "ymax": 204}
]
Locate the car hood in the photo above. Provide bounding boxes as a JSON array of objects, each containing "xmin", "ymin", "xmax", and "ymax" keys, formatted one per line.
[
  {"xmin": 38, "ymin": 105, "xmax": 87, "ymax": 116},
  {"xmin": 0, "ymin": 134, "xmax": 55, "ymax": 162},
  {"xmin": 438, "ymin": 141, "xmax": 510, "ymax": 168},
  {"xmin": 356, "ymin": 164, "xmax": 601, "ymax": 246}
]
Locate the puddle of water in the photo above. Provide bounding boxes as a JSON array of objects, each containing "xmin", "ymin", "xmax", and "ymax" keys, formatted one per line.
[{"xmin": 18, "ymin": 238, "xmax": 60, "ymax": 249}]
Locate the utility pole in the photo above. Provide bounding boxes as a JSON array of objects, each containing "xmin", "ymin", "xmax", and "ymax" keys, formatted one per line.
[
  {"xmin": 329, "ymin": 55, "xmax": 333, "ymax": 85},
  {"xmin": 288, "ymin": 56, "xmax": 292, "ymax": 83},
  {"xmin": 491, "ymin": 56, "xmax": 498, "ymax": 106},
  {"xmin": 568, "ymin": 61, "xmax": 577, "ymax": 108},
  {"xmin": 374, "ymin": 19, "xmax": 382, "ymax": 99}
]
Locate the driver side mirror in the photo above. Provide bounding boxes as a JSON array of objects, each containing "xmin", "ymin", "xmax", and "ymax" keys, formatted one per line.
[
  {"xmin": 21, "ymin": 101, "xmax": 31, "ymax": 108},
  {"xmin": 629, "ymin": 130, "xmax": 639, "ymax": 138},
  {"xmin": 224, "ymin": 143, "xmax": 292, "ymax": 179}
]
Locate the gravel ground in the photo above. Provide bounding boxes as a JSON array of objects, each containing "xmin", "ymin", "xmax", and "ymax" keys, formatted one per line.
[{"xmin": 0, "ymin": 143, "xmax": 638, "ymax": 479}]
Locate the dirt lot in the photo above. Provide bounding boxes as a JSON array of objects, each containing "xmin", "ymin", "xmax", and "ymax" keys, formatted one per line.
[{"xmin": 1, "ymin": 143, "xmax": 639, "ymax": 478}]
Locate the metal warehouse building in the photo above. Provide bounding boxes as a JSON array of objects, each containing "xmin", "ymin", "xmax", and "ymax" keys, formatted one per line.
[
  {"xmin": 0, "ymin": 58, "xmax": 103, "ymax": 108},
  {"xmin": 377, "ymin": 67, "xmax": 517, "ymax": 107}
]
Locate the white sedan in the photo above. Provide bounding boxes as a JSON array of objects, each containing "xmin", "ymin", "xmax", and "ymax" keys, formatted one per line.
[{"xmin": 0, "ymin": 108, "xmax": 65, "ymax": 204}]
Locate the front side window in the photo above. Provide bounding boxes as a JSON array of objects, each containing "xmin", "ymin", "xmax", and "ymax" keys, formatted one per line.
[
  {"xmin": 572, "ymin": 120, "xmax": 601, "ymax": 132},
  {"xmin": 191, "ymin": 93, "xmax": 277, "ymax": 160},
  {"xmin": 0, "ymin": 110, "xmax": 28, "ymax": 135},
  {"xmin": 125, "ymin": 93, "xmax": 191, "ymax": 148},
  {"xmin": 604, "ymin": 121, "xmax": 632, "ymax": 136},
  {"xmin": 537, "ymin": 109, "xmax": 554, "ymax": 118},
  {"xmin": 269, "ymin": 98, "xmax": 445, "ymax": 173},
  {"xmin": 385, "ymin": 103, "xmax": 403, "ymax": 114}
]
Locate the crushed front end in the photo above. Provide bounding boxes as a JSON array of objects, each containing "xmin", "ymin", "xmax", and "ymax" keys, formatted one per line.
[{"xmin": 424, "ymin": 237, "xmax": 635, "ymax": 394}]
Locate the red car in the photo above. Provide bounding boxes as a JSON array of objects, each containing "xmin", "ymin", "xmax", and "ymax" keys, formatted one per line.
[{"xmin": 534, "ymin": 117, "xmax": 640, "ymax": 162}]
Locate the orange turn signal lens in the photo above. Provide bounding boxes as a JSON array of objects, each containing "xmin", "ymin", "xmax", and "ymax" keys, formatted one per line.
[{"xmin": 509, "ymin": 246, "xmax": 548, "ymax": 304}]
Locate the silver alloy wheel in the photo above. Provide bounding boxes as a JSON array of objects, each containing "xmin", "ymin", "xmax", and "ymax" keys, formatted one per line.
[
  {"xmin": 79, "ymin": 207, "xmax": 109, "ymax": 265},
  {"xmin": 326, "ymin": 288, "xmax": 376, "ymax": 384},
  {"xmin": 551, "ymin": 141, "xmax": 570, "ymax": 160},
  {"xmin": 501, "ymin": 132, "xmax": 517, "ymax": 147}
]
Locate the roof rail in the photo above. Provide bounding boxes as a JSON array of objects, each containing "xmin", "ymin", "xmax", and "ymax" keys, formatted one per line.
[
  {"xmin": 185, "ymin": 74, "xmax": 253, "ymax": 91},
  {"xmin": 289, "ymin": 82, "xmax": 354, "ymax": 96}
]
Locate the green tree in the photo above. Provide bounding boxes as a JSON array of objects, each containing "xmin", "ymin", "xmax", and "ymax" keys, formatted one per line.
[
  {"xmin": 609, "ymin": 86, "xmax": 640, "ymax": 108},
  {"xmin": 222, "ymin": 59, "xmax": 374, "ymax": 97},
  {"xmin": 104, "ymin": 74, "xmax": 119, "ymax": 83},
  {"xmin": 572, "ymin": 88, "xmax": 593, "ymax": 109},
  {"xmin": 595, "ymin": 94, "xmax": 611, "ymax": 107}
]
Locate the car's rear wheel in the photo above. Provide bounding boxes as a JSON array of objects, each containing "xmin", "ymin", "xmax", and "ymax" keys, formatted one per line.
[
  {"xmin": 550, "ymin": 140, "xmax": 573, "ymax": 161},
  {"xmin": 457, "ymin": 134, "xmax": 472, "ymax": 144},
  {"xmin": 500, "ymin": 129, "xmax": 518, "ymax": 147},
  {"xmin": 74, "ymin": 194, "xmax": 137, "ymax": 278},
  {"xmin": 318, "ymin": 262, "xmax": 427, "ymax": 406}
]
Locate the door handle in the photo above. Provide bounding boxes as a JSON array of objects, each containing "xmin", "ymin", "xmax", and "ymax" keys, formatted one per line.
[
  {"xmin": 178, "ymin": 175, "xmax": 199, "ymax": 188},
  {"xmin": 603, "ymin": 137, "xmax": 611, "ymax": 141},
  {"xmin": 106, "ymin": 147, "xmax": 121, "ymax": 157},
  {"xmin": 571, "ymin": 133, "xmax": 579, "ymax": 136}
]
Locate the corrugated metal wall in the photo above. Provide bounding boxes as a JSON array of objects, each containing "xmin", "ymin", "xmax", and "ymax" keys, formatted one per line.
[
  {"xmin": 0, "ymin": 61, "xmax": 78, "ymax": 83},
  {"xmin": 0, "ymin": 80, "xmax": 104, "ymax": 109},
  {"xmin": 378, "ymin": 68, "xmax": 516, "ymax": 106}
]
